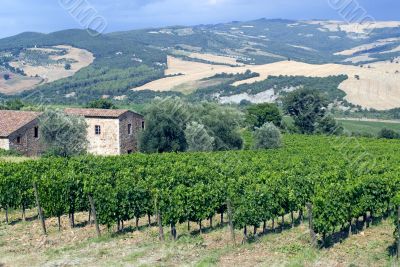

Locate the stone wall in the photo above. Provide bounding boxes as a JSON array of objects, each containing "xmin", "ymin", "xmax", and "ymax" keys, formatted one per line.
[
  {"xmin": 8, "ymin": 119, "xmax": 42, "ymax": 157},
  {"xmin": 119, "ymin": 112, "xmax": 144, "ymax": 154},
  {"xmin": 85, "ymin": 118, "xmax": 120, "ymax": 155},
  {"xmin": 0, "ymin": 138, "xmax": 9, "ymax": 150}
]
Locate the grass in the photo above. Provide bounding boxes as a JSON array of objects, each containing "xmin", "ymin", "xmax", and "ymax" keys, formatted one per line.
[
  {"xmin": 0, "ymin": 156, "xmax": 30, "ymax": 162},
  {"xmin": 0, "ymin": 209, "xmax": 398, "ymax": 267},
  {"xmin": 283, "ymin": 116, "xmax": 400, "ymax": 136},
  {"xmin": 338, "ymin": 119, "xmax": 400, "ymax": 135}
]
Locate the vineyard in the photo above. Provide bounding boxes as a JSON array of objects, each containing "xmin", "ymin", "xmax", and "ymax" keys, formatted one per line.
[{"xmin": 1, "ymin": 134, "xmax": 400, "ymax": 261}]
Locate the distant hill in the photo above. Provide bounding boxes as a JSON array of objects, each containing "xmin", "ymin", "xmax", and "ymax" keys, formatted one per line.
[{"xmin": 0, "ymin": 19, "xmax": 399, "ymax": 109}]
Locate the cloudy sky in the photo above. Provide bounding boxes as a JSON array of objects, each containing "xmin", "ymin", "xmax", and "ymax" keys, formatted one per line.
[{"xmin": 0, "ymin": 0, "xmax": 398, "ymax": 38}]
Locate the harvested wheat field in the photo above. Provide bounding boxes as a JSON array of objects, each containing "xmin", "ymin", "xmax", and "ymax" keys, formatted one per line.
[
  {"xmin": 9, "ymin": 45, "xmax": 94, "ymax": 83},
  {"xmin": 0, "ymin": 72, "xmax": 42, "ymax": 95},
  {"xmin": 132, "ymin": 55, "xmax": 400, "ymax": 110}
]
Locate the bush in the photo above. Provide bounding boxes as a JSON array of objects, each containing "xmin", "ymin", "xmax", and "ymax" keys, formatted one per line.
[
  {"xmin": 0, "ymin": 149, "xmax": 21, "ymax": 157},
  {"xmin": 378, "ymin": 128, "xmax": 400, "ymax": 139},
  {"xmin": 86, "ymin": 99, "xmax": 117, "ymax": 109},
  {"xmin": 253, "ymin": 123, "xmax": 282, "ymax": 150}
]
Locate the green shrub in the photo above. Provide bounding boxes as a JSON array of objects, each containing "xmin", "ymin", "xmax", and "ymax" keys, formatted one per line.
[
  {"xmin": 253, "ymin": 122, "xmax": 282, "ymax": 149},
  {"xmin": 378, "ymin": 128, "xmax": 400, "ymax": 139}
]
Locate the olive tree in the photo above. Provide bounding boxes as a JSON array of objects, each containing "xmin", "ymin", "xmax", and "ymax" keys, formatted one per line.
[
  {"xmin": 253, "ymin": 123, "xmax": 282, "ymax": 149},
  {"xmin": 184, "ymin": 121, "xmax": 215, "ymax": 152},
  {"xmin": 39, "ymin": 109, "xmax": 88, "ymax": 157},
  {"xmin": 140, "ymin": 97, "xmax": 189, "ymax": 153}
]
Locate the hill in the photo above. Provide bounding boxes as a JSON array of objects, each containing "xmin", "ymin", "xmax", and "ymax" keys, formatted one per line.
[{"xmin": 0, "ymin": 19, "xmax": 399, "ymax": 110}]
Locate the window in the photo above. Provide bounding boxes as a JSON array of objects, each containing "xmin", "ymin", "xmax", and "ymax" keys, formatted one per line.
[
  {"xmin": 141, "ymin": 121, "xmax": 145, "ymax": 130},
  {"xmin": 95, "ymin": 125, "xmax": 101, "ymax": 135},
  {"xmin": 34, "ymin": 127, "xmax": 39, "ymax": 138},
  {"xmin": 16, "ymin": 136, "xmax": 21, "ymax": 144},
  {"xmin": 128, "ymin": 124, "xmax": 132, "ymax": 135}
]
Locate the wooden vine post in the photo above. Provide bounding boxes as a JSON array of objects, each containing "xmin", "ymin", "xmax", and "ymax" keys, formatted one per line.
[
  {"xmin": 307, "ymin": 202, "xmax": 317, "ymax": 247},
  {"xmin": 227, "ymin": 199, "xmax": 235, "ymax": 243},
  {"xmin": 33, "ymin": 182, "xmax": 46, "ymax": 235},
  {"xmin": 88, "ymin": 195, "xmax": 101, "ymax": 237},
  {"xmin": 397, "ymin": 205, "xmax": 400, "ymax": 259}
]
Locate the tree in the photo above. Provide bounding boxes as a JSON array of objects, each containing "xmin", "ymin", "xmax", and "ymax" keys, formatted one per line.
[
  {"xmin": 39, "ymin": 109, "xmax": 88, "ymax": 157},
  {"xmin": 64, "ymin": 63, "xmax": 71, "ymax": 70},
  {"xmin": 139, "ymin": 98, "xmax": 244, "ymax": 153},
  {"xmin": 139, "ymin": 97, "xmax": 189, "ymax": 153},
  {"xmin": 86, "ymin": 99, "xmax": 117, "ymax": 109},
  {"xmin": 378, "ymin": 128, "xmax": 400, "ymax": 139},
  {"xmin": 253, "ymin": 123, "xmax": 282, "ymax": 149},
  {"xmin": 192, "ymin": 102, "xmax": 244, "ymax": 151},
  {"xmin": 282, "ymin": 88, "xmax": 328, "ymax": 134},
  {"xmin": 0, "ymin": 99, "xmax": 25, "ymax": 110},
  {"xmin": 246, "ymin": 103, "xmax": 282, "ymax": 129},
  {"xmin": 184, "ymin": 122, "xmax": 215, "ymax": 152},
  {"xmin": 3, "ymin": 74, "xmax": 10, "ymax": 80},
  {"xmin": 315, "ymin": 114, "xmax": 343, "ymax": 135}
]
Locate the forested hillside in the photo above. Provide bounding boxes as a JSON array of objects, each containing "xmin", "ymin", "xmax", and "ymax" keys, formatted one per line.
[{"xmin": 0, "ymin": 19, "xmax": 400, "ymax": 108}]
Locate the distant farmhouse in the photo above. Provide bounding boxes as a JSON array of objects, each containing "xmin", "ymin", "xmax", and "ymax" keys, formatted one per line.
[
  {"xmin": 0, "ymin": 110, "xmax": 43, "ymax": 157},
  {"xmin": 0, "ymin": 108, "xmax": 145, "ymax": 156}
]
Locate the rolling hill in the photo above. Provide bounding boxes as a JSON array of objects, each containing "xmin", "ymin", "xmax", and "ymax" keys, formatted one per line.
[{"xmin": 0, "ymin": 19, "xmax": 400, "ymax": 110}]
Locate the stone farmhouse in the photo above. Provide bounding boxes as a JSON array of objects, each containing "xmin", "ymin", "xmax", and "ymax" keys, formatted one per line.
[
  {"xmin": 64, "ymin": 108, "xmax": 145, "ymax": 156},
  {"xmin": 0, "ymin": 108, "xmax": 145, "ymax": 156},
  {"xmin": 0, "ymin": 110, "xmax": 43, "ymax": 157}
]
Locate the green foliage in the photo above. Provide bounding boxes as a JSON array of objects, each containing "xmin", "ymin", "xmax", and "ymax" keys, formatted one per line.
[
  {"xmin": 246, "ymin": 103, "xmax": 282, "ymax": 129},
  {"xmin": 21, "ymin": 65, "xmax": 164, "ymax": 105},
  {"xmin": 378, "ymin": 128, "xmax": 400, "ymax": 139},
  {"xmin": 140, "ymin": 98, "xmax": 243, "ymax": 153},
  {"xmin": 283, "ymin": 88, "xmax": 328, "ymax": 134},
  {"xmin": 86, "ymin": 99, "xmax": 117, "ymax": 109},
  {"xmin": 192, "ymin": 102, "xmax": 244, "ymax": 151},
  {"xmin": 0, "ymin": 99, "xmax": 25, "ymax": 110},
  {"xmin": 184, "ymin": 122, "xmax": 214, "ymax": 152},
  {"xmin": 315, "ymin": 114, "xmax": 343, "ymax": 135},
  {"xmin": 39, "ymin": 109, "xmax": 88, "ymax": 157},
  {"xmin": 139, "ymin": 97, "xmax": 189, "ymax": 153},
  {"xmin": 2, "ymin": 134, "xmax": 400, "ymax": 245},
  {"xmin": 0, "ymin": 148, "xmax": 21, "ymax": 157},
  {"xmin": 253, "ymin": 123, "xmax": 282, "ymax": 149}
]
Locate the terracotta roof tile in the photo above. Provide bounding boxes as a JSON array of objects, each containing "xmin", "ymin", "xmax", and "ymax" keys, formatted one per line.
[
  {"xmin": 64, "ymin": 108, "xmax": 131, "ymax": 118},
  {"xmin": 0, "ymin": 110, "xmax": 42, "ymax": 137}
]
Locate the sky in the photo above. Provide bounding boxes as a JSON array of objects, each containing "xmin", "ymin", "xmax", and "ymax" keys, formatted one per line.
[{"xmin": 0, "ymin": 0, "xmax": 399, "ymax": 38}]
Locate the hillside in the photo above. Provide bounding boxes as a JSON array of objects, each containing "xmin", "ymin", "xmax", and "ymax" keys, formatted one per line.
[{"xmin": 0, "ymin": 19, "xmax": 399, "ymax": 109}]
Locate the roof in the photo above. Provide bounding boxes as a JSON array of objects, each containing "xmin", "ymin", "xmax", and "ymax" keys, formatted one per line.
[
  {"xmin": 64, "ymin": 108, "xmax": 139, "ymax": 119},
  {"xmin": 0, "ymin": 110, "xmax": 42, "ymax": 137}
]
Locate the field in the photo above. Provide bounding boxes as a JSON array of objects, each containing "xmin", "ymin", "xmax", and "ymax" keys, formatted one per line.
[
  {"xmin": 338, "ymin": 118, "xmax": 400, "ymax": 135},
  {"xmin": 0, "ymin": 209, "xmax": 396, "ymax": 266},
  {"xmin": 132, "ymin": 55, "xmax": 400, "ymax": 110},
  {"xmin": 0, "ymin": 72, "xmax": 42, "ymax": 95},
  {"xmin": 1, "ymin": 45, "xmax": 94, "ymax": 94}
]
